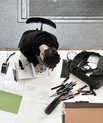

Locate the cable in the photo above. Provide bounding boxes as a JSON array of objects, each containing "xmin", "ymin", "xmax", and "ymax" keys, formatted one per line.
[
  {"xmin": 6, "ymin": 52, "xmax": 16, "ymax": 63},
  {"xmin": 1, "ymin": 52, "xmax": 16, "ymax": 74}
]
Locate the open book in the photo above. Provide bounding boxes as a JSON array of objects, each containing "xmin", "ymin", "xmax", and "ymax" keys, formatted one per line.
[{"xmin": 15, "ymin": 59, "xmax": 49, "ymax": 81}]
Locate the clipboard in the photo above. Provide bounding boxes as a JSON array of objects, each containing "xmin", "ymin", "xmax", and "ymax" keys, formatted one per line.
[{"xmin": 63, "ymin": 102, "xmax": 103, "ymax": 123}]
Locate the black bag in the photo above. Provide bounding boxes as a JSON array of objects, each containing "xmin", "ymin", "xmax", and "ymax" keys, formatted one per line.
[{"xmin": 69, "ymin": 50, "xmax": 103, "ymax": 89}]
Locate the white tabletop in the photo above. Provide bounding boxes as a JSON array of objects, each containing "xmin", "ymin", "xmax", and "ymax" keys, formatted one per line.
[{"xmin": 0, "ymin": 50, "xmax": 103, "ymax": 123}]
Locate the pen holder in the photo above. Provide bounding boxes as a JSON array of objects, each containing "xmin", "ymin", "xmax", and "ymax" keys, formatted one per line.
[{"xmin": 45, "ymin": 96, "xmax": 60, "ymax": 114}]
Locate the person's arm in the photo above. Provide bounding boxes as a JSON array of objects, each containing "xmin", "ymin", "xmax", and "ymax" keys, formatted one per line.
[
  {"xmin": 18, "ymin": 32, "xmax": 27, "ymax": 48},
  {"xmin": 19, "ymin": 31, "xmax": 39, "ymax": 66},
  {"xmin": 48, "ymin": 32, "xmax": 59, "ymax": 49},
  {"xmin": 22, "ymin": 52, "xmax": 39, "ymax": 67}
]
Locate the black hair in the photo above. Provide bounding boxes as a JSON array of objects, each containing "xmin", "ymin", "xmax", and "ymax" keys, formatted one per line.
[{"xmin": 43, "ymin": 47, "xmax": 60, "ymax": 69}]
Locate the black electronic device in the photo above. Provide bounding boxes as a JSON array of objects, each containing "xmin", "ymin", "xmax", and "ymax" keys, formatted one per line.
[
  {"xmin": 1, "ymin": 63, "xmax": 9, "ymax": 74},
  {"xmin": 1, "ymin": 52, "xmax": 16, "ymax": 74}
]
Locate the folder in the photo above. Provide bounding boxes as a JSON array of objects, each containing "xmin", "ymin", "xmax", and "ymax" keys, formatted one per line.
[
  {"xmin": 63, "ymin": 102, "xmax": 103, "ymax": 123},
  {"xmin": 0, "ymin": 90, "xmax": 22, "ymax": 114}
]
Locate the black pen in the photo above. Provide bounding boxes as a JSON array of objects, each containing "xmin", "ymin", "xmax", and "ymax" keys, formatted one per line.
[
  {"xmin": 71, "ymin": 85, "xmax": 88, "ymax": 95},
  {"xmin": 12, "ymin": 69, "xmax": 17, "ymax": 82},
  {"xmin": 75, "ymin": 101, "xmax": 89, "ymax": 103},
  {"xmin": 63, "ymin": 85, "xmax": 87, "ymax": 99},
  {"xmin": 61, "ymin": 77, "xmax": 69, "ymax": 84},
  {"xmin": 51, "ymin": 77, "xmax": 69, "ymax": 90}
]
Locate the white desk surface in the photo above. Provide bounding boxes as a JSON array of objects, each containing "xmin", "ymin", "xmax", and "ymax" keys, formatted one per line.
[{"xmin": 0, "ymin": 50, "xmax": 103, "ymax": 123}]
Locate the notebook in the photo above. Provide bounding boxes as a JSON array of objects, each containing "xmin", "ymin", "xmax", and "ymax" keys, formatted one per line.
[{"xmin": 15, "ymin": 59, "xmax": 49, "ymax": 81}]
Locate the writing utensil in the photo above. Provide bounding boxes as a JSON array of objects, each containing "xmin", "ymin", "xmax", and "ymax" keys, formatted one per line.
[
  {"xmin": 51, "ymin": 77, "xmax": 69, "ymax": 90},
  {"xmin": 50, "ymin": 90, "xmax": 69, "ymax": 98},
  {"xmin": 77, "ymin": 85, "xmax": 88, "ymax": 92},
  {"xmin": 12, "ymin": 69, "xmax": 17, "ymax": 82},
  {"xmin": 80, "ymin": 90, "xmax": 93, "ymax": 93},
  {"xmin": 61, "ymin": 77, "xmax": 69, "ymax": 84},
  {"xmin": 19, "ymin": 60, "xmax": 24, "ymax": 70},
  {"xmin": 50, "ymin": 82, "xmax": 76, "ymax": 97},
  {"xmin": 60, "ymin": 94, "xmax": 74, "ymax": 101},
  {"xmin": 56, "ymin": 82, "xmax": 73, "ymax": 93},
  {"xmin": 51, "ymin": 85, "xmax": 63, "ymax": 90},
  {"xmin": 70, "ymin": 85, "xmax": 88, "ymax": 95},
  {"xmin": 58, "ymin": 81, "xmax": 76, "ymax": 91},
  {"xmin": 75, "ymin": 101, "xmax": 89, "ymax": 103},
  {"xmin": 82, "ymin": 91, "xmax": 96, "ymax": 96},
  {"xmin": 45, "ymin": 90, "xmax": 70, "ymax": 114},
  {"xmin": 91, "ymin": 90, "xmax": 96, "ymax": 96},
  {"xmin": 82, "ymin": 93, "xmax": 94, "ymax": 95},
  {"xmin": 64, "ymin": 85, "xmax": 88, "ymax": 99}
]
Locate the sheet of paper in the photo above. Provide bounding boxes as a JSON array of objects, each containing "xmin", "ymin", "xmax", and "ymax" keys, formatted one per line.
[
  {"xmin": 1, "ymin": 66, "xmax": 24, "ymax": 96},
  {"xmin": 0, "ymin": 90, "xmax": 22, "ymax": 114},
  {"xmin": 0, "ymin": 110, "xmax": 16, "ymax": 123},
  {"xmin": 87, "ymin": 55, "xmax": 99, "ymax": 64},
  {"xmin": 23, "ymin": 84, "xmax": 50, "ymax": 105},
  {"xmin": 4, "ymin": 66, "xmax": 15, "ymax": 81},
  {"xmin": 31, "ymin": 64, "xmax": 50, "ymax": 78},
  {"xmin": 3, "ymin": 80, "xmax": 24, "ymax": 96}
]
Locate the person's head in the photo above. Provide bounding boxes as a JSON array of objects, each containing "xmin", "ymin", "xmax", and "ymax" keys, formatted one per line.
[{"xmin": 40, "ymin": 47, "xmax": 60, "ymax": 69}]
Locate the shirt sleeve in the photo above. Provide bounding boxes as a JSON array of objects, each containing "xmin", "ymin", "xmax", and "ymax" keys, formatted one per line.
[
  {"xmin": 22, "ymin": 52, "xmax": 39, "ymax": 67},
  {"xmin": 18, "ymin": 31, "xmax": 39, "ymax": 67}
]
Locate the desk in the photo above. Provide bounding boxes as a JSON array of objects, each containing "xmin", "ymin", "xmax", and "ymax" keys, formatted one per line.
[{"xmin": 0, "ymin": 50, "xmax": 103, "ymax": 123}]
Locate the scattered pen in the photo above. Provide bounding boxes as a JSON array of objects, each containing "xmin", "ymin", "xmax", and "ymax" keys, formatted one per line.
[
  {"xmin": 75, "ymin": 101, "xmax": 89, "ymax": 103},
  {"xmin": 63, "ymin": 85, "xmax": 88, "ymax": 100},
  {"xmin": 50, "ymin": 82, "xmax": 76, "ymax": 97},
  {"xmin": 91, "ymin": 90, "xmax": 97, "ymax": 96},
  {"xmin": 61, "ymin": 77, "xmax": 69, "ymax": 84},
  {"xmin": 80, "ymin": 90, "xmax": 93, "ymax": 93},
  {"xmin": 71, "ymin": 85, "xmax": 88, "ymax": 94},
  {"xmin": 51, "ymin": 84, "xmax": 63, "ymax": 90},
  {"xmin": 12, "ymin": 69, "xmax": 17, "ymax": 82},
  {"xmin": 82, "ymin": 91, "xmax": 96, "ymax": 96},
  {"xmin": 51, "ymin": 77, "xmax": 69, "ymax": 90}
]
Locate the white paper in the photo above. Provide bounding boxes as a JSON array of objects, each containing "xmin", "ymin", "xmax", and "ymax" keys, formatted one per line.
[
  {"xmin": 5, "ymin": 66, "xmax": 15, "ymax": 81},
  {"xmin": 87, "ymin": 55, "xmax": 99, "ymax": 64},
  {"xmin": 0, "ymin": 110, "xmax": 16, "ymax": 123},
  {"xmin": 23, "ymin": 84, "xmax": 50, "ymax": 105},
  {"xmin": 2, "ymin": 80, "xmax": 24, "ymax": 96},
  {"xmin": 31, "ymin": 63, "xmax": 50, "ymax": 78}
]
